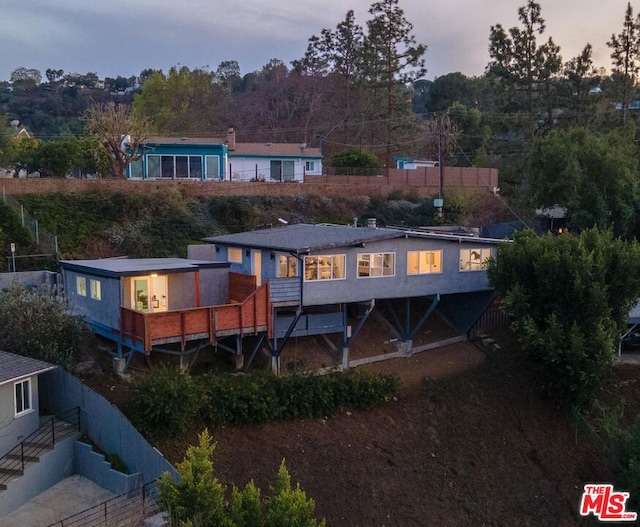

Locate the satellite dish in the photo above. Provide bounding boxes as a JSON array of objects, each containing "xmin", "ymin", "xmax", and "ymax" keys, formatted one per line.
[{"xmin": 9, "ymin": 119, "xmax": 19, "ymax": 128}]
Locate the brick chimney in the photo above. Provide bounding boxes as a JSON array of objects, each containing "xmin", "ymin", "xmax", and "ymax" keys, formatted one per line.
[{"xmin": 226, "ymin": 126, "xmax": 236, "ymax": 151}]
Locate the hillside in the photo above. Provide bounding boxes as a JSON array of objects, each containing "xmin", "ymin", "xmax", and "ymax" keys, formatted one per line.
[
  {"xmin": 0, "ymin": 188, "xmax": 517, "ymax": 265},
  {"xmin": 76, "ymin": 330, "xmax": 623, "ymax": 527}
]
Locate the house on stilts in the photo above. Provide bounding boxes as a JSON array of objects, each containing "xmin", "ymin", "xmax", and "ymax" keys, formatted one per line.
[{"xmin": 59, "ymin": 221, "xmax": 504, "ymax": 373}]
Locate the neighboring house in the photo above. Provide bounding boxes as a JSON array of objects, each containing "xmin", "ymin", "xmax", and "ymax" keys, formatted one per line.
[
  {"xmin": 60, "ymin": 223, "xmax": 502, "ymax": 372},
  {"xmin": 127, "ymin": 136, "xmax": 227, "ymax": 180},
  {"xmin": 394, "ymin": 157, "xmax": 439, "ymax": 169},
  {"xmin": 126, "ymin": 127, "xmax": 322, "ymax": 182},
  {"xmin": 0, "ymin": 350, "xmax": 176, "ymax": 518},
  {"xmin": 226, "ymin": 127, "xmax": 322, "ymax": 182},
  {"xmin": 0, "ymin": 351, "xmax": 56, "ymax": 457}
]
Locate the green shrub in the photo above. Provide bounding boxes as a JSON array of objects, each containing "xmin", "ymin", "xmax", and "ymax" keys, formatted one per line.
[
  {"xmin": 105, "ymin": 453, "xmax": 128, "ymax": 474},
  {"xmin": 201, "ymin": 369, "xmax": 400, "ymax": 429},
  {"xmin": 128, "ymin": 367, "xmax": 399, "ymax": 438},
  {"xmin": 0, "ymin": 284, "xmax": 85, "ymax": 369},
  {"xmin": 127, "ymin": 365, "xmax": 204, "ymax": 438}
]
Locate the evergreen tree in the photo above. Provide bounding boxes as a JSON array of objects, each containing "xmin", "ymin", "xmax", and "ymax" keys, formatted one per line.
[{"xmin": 607, "ymin": 2, "xmax": 640, "ymax": 124}]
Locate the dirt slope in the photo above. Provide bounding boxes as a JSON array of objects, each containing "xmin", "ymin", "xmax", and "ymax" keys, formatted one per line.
[{"xmin": 121, "ymin": 336, "xmax": 614, "ymax": 527}]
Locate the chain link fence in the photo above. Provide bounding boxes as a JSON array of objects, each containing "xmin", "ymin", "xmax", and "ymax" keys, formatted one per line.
[{"xmin": 1, "ymin": 192, "xmax": 58, "ymax": 271}]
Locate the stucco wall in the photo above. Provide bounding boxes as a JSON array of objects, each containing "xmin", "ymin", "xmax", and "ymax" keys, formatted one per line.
[
  {"xmin": 63, "ymin": 269, "xmax": 121, "ymax": 329},
  {"xmin": 215, "ymin": 237, "xmax": 496, "ymax": 307},
  {"xmin": 167, "ymin": 272, "xmax": 197, "ymax": 310},
  {"xmin": 199, "ymin": 267, "xmax": 229, "ymax": 306},
  {"xmin": 0, "ymin": 375, "xmax": 40, "ymax": 458}
]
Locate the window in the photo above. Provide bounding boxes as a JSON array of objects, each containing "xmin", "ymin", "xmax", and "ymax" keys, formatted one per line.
[
  {"xmin": 146, "ymin": 154, "xmax": 205, "ymax": 179},
  {"xmin": 279, "ymin": 255, "xmax": 297, "ymax": 277},
  {"xmin": 15, "ymin": 379, "xmax": 32, "ymax": 416},
  {"xmin": 228, "ymin": 247, "xmax": 243, "ymax": 263},
  {"xmin": 270, "ymin": 160, "xmax": 295, "ymax": 181},
  {"xmin": 358, "ymin": 252, "xmax": 395, "ymax": 277},
  {"xmin": 304, "ymin": 255, "xmax": 345, "ymax": 281},
  {"xmin": 205, "ymin": 156, "xmax": 220, "ymax": 180},
  {"xmin": 460, "ymin": 248, "xmax": 492, "ymax": 271},
  {"xmin": 76, "ymin": 276, "xmax": 87, "ymax": 296},
  {"xmin": 90, "ymin": 279, "xmax": 102, "ymax": 300},
  {"xmin": 408, "ymin": 251, "xmax": 442, "ymax": 275},
  {"xmin": 129, "ymin": 158, "xmax": 143, "ymax": 179},
  {"xmin": 305, "ymin": 161, "xmax": 315, "ymax": 172}
]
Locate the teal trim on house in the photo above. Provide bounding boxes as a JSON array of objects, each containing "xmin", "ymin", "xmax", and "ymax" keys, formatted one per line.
[{"xmin": 127, "ymin": 141, "xmax": 227, "ymax": 180}]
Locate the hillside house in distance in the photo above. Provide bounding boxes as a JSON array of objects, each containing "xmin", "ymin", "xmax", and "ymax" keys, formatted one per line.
[
  {"xmin": 126, "ymin": 127, "xmax": 322, "ymax": 182},
  {"xmin": 60, "ymin": 222, "xmax": 503, "ymax": 373}
]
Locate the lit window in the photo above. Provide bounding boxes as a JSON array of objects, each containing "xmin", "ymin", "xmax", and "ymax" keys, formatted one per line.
[
  {"xmin": 459, "ymin": 248, "xmax": 492, "ymax": 271},
  {"xmin": 90, "ymin": 279, "xmax": 102, "ymax": 300},
  {"xmin": 15, "ymin": 379, "xmax": 32, "ymax": 416},
  {"xmin": 357, "ymin": 253, "xmax": 395, "ymax": 278},
  {"xmin": 304, "ymin": 255, "xmax": 346, "ymax": 281},
  {"xmin": 76, "ymin": 276, "xmax": 87, "ymax": 296},
  {"xmin": 408, "ymin": 251, "xmax": 442, "ymax": 275},
  {"xmin": 228, "ymin": 247, "xmax": 243, "ymax": 263},
  {"xmin": 279, "ymin": 255, "xmax": 297, "ymax": 277}
]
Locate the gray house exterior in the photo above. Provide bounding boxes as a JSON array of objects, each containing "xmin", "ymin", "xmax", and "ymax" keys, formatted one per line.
[
  {"xmin": 0, "ymin": 351, "xmax": 56, "ymax": 458},
  {"xmin": 203, "ymin": 222, "xmax": 503, "ymax": 370},
  {"xmin": 59, "ymin": 224, "xmax": 502, "ymax": 373},
  {"xmin": 59, "ymin": 258, "xmax": 231, "ymax": 364}
]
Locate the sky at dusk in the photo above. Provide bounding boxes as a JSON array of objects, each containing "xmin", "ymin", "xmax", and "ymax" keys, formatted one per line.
[{"xmin": 0, "ymin": 0, "xmax": 633, "ymax": 82}]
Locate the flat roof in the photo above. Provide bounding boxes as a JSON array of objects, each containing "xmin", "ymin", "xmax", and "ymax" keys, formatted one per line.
[
  {"xmin": 0, "ymin": 350, "xmax": 56, "ymax": 386},
  {"xmin": 59, "ymin": 258, "xmax": 229, "ymax": 278}
]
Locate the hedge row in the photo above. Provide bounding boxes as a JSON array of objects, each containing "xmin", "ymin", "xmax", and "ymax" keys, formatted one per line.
[{"xmin": 127, "ymin": 366, "xmax": 400, "ymax": 438}]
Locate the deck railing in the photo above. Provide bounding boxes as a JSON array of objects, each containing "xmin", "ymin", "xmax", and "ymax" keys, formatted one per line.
[{"xmin": 120, "ymin": 280, "xmax": 273, "ymax": 352}]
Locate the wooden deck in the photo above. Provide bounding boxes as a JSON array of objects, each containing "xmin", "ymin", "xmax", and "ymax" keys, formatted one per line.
[{"xmin": 120, "ymin": 278, "xmax": 272, "ymax": 353}]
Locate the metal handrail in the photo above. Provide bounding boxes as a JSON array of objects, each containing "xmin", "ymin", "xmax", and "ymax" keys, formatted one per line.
[
  {"xmin": 45, "ymin": 480, "xmax": 161, "ymax": 527},
  {"xmin": 0, "ymin": 407, "xmax": 80, "ymax": 487}
]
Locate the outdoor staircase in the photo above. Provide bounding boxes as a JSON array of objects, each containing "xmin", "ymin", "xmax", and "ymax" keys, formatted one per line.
[{"xmin": 0, "ymin": 408, "xmax": 79, "ymax": 491}]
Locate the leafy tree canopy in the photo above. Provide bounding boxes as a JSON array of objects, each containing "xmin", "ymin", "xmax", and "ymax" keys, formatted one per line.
[
  {"xmin": 488, "ymin": 228, "xmax": 640, "ymax": 406},
  {"xmin": 527, "ymin": 125, "xmax": 640, "ymax": 238}
]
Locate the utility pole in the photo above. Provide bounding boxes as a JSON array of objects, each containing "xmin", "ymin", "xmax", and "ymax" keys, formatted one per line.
[{"xmin": 10, "ymin": 243, "xmax": 16, "ymax": 274}]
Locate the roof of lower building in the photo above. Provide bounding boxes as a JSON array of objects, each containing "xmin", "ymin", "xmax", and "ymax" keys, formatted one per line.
[
  {"xmin": 0, "ymin": 351, "xmax": 56, "ymax": 386},
  {"xmin": 59, "ymin": 258, "xmax": 229, "ymax": 278},
  {"xmin": 143, "ymin": 137, "xmax": 322, "ymax": 158}
]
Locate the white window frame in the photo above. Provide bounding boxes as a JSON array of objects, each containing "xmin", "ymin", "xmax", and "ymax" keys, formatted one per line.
[
  {"xmin": 205, "ymin": 156, "xmax": 220, "ymax": 180},
  {"xmin": 90, "ymin": 279, "xmax": 102, "ymax": 300},
  {"xmin": 14, "ymin": 378, "xmax": 32, "ymax": 417},
  {"xmin": 459, "ymin": 248, "xmax": 492, "ymax": 272},
  {"xmin": 407, "ymin": 250, "xmax": 443, "ymax": 275},
  {"xmin": 304, "ymin": 255, "xmax": 346, "ymax": 281},
  {"xmin": 146, "ymin": 154, "xmax": 205, "ymax": 179},
  {"xmin": 228, "ymin": 247, "xmax": 243, "ymax": 263},
  {"xmin": 278, "ymin": 255, "xmax": 298, "ymax": 277},
  {"xmin": 305, "ymin": 161, "xmax": 315, "ymax": 172},
  {"xmin": 76, "ymin": 276, "xmax": 87, "ymax": 296},
  {"xmin": 357, "ymin": 252, "xmax": 395, "ymax": 278}
]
